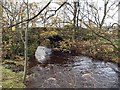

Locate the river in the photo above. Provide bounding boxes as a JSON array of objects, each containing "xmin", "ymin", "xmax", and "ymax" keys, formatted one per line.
[{"xmin": 27, "ymin": 49, "xmax": 120, "ymax": 88}]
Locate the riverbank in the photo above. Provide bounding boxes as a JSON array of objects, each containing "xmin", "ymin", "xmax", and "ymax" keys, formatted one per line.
[
  {"xmin": 66, "ymin": 40, "xmax": 119, "ymax": 64},
  {"xmin": 2, "ymin": 67, "xmax": 25, "ymax": 88}
]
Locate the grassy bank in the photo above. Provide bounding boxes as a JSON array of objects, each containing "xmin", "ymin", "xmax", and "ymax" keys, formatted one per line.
[{"xmin": 2, "ymin": 66, "xmax": 26, "ymax": 88}]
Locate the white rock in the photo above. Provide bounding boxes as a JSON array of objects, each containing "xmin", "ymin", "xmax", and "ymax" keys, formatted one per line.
[{"xmin": 35, "ymin": 46, "xmax": 52, "ymax": 63}]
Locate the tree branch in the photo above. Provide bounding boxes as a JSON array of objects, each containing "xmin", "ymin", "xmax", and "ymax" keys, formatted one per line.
[
  {"xmin": 8, "ymin": 0, "xmax": 52, "ymax": 28},
  {"xmin": 46, "ymin": 2, "xmax": 66, "ymax": 20},
  {"xmin": 0, "ymin": 3, "xmax": 12, "ymax": 14},
  {"xmin": 100, "ymin": 0, "xmax": 109, "ymax": 28},
  {"xmin": 83, "ymin": 22, "xmax": 120, "ymax": 53}
]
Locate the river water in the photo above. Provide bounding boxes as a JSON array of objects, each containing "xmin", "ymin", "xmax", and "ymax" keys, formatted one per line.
[{"xmin": 27, "ymin": 50, "xmax": 120, "ymax": 88}]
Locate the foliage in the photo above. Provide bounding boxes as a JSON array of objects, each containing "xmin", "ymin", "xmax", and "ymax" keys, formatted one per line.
[
  {"xmin": 2, "ymin": 28, "xmax": 24, "ymax": 59},
  {"xmin": 12, "ymin": 26, "xmax": 16, "ymax": 31},
  {"xmin": 2, "ymin": 0, "xmax": 119, "ymax": 64},
  {"xmin": 72, "ymin": 39, "xmax": 119, "ymax": 63},
  {"xmin": 59, "ymin": 39, "xmax": 76, "ymax": 52},
  {"xmin": 2, "ymin": 25, "xmax": 119, "ymax": 64}
]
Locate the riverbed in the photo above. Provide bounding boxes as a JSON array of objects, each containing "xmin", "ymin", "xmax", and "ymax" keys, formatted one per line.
[{"xmin": 27, "ymin": 51, "xmax": 120, "ymax": 88}]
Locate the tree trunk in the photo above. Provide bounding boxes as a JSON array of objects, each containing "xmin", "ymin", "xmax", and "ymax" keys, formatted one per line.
[
  {"xmin": 73, "ymin": 1, "xmax": 79, "ymax": 40},
  {"xmin": 0, "ymin": 2, "xmax": 3, "ymax": 88},
  {"xmin": 73, "ymin": 2, "xmax": 77, "ymax": 27},
  {"xmin": 23, "ymin": 0, "xmax": 29, "ymax": 83}
]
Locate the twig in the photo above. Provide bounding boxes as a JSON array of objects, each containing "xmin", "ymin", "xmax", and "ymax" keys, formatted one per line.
[{"xmin": 8, "ymin": 0, "xmax": 52, "ymax": 28}]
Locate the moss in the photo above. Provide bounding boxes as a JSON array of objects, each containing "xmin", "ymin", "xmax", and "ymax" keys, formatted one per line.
[{"xmin": 2, "ymin": 67, "xmax": 26, "ymax": 88}]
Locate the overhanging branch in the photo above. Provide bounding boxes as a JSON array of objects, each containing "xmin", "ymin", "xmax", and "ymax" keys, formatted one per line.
[
  {"xmin": 83, "ymin": 22, "xmax": 120, "ymax": 53},
  {"xmin": 8, "ymin": 0, "xmax": 52, "ymax": 28},
  {"xmin": 46, "ymin": 2, "xmax": 66, "ymax": 20}
]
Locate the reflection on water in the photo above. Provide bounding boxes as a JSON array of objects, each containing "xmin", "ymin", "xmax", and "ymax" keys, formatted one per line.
[{"xmin": 27, "ymin": 47, "xmax": 119, "ymax": 88}]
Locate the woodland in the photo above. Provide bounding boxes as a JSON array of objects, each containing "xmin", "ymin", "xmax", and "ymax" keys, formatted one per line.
[{"xmin": 0, "ymin": 0, "xmax": 119, "ymax": 88}]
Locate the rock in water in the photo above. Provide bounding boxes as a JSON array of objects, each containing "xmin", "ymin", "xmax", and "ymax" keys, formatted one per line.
[{"xmin": 35, "ymin": 46, "xmax": 52, "ymax": 63}]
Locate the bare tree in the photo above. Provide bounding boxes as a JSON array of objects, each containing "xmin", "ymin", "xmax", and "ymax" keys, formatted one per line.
[
  {"xmin": 80, "ymin": 0, "xmax": 120, "ymax": 52},
  {"xmin": 23, "ymin": 0, "xmax": 29, "ymax": 83}
]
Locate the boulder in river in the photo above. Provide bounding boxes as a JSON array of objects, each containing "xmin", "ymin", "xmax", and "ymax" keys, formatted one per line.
[{"xmin": 35, "ymin": 46, "xmax": 52, "ymax": 63}]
